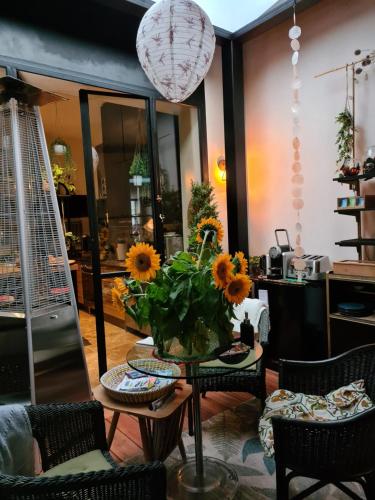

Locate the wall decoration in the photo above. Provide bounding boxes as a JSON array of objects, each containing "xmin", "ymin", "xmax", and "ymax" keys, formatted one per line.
[
  {"xmin": 136, "ymin": 0, "xmax": 216, "ymax": 103},
  {"xmin": 315, "ymin": 49, "xmax": 375, "ymax": 174},
  {"xmin": 289, "ymin": 2, "xmax": 306, "ymax": 276}
]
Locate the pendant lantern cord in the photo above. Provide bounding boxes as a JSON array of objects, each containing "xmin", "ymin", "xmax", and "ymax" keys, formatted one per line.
[{"xmin": 293, "ymin": 0, "xmax": 297, "ymax": 25}]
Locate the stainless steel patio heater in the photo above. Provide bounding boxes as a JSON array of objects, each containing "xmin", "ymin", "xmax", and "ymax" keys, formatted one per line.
[{"xmin": 0, "ymin": 76, "xmax": 90, "ymax": 404}]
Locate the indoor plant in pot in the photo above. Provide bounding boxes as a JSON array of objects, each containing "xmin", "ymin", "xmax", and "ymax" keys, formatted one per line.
[
  {"xmin": 112, "ymin": 218, "xmax": 252, "ymax": 361},
  {"xmin": 49, "ymin": 138, "xmax": 76, "ymax": 193},
  {"xmin": 129, "ymin": 150, "xmax": 149, "ymax": 187}
]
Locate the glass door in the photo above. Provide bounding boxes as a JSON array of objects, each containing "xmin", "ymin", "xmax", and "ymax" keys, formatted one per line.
[
  {"xmin": 79, "ymin": 90, "xmax": 162, "ymax": 376},
  {"xmin": 156, "ymin": 100, "xmax": 202, "ymax": 257},
  {"xmin": 79, "ymin": 91, "xmax": 203, "ymax": 377}
]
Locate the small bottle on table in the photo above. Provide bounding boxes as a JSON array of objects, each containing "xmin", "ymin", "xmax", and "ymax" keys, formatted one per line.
[{"xmin": 240, "ymin": 312, "xmax": 254, "ymax": 348}]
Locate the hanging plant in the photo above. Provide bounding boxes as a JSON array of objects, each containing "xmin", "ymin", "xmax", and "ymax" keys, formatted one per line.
[
  {"xmin": 335, "ymin": 108, "xmax": 354, "ymax": 167},
  {"xmin": 49, "ymin": 138, "xmax": 76, "ymax": 193},
  {"xmin": 129, "ymin": 151, "xmax": 149, "ymax": 178},
  {"xmin": 49, "ymin": 138, "xmax": 73, "ymax": 163}
]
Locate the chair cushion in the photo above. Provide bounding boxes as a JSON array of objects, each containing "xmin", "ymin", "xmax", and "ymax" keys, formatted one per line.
[
  {"xmin": 42, "ymin": 450, "xmax": 113, "ymax": 477},
  {"xmin": 259, "ymin": 379, "xmax": 373, "ymax": 457}
]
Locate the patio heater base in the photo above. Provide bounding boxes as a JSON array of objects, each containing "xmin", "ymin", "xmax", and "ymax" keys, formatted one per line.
[{"xmin": 167, "ymin": 456, "xmax": 238, "ymax": 499}]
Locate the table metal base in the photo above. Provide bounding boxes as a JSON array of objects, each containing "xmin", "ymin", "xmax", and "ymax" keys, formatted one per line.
[{"xmin": 167, "ymin": 457, "xmax": 238, "ymax": 499}]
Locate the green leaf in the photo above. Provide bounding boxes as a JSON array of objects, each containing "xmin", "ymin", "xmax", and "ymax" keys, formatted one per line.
[
  {"xmin": 174, "ymin": 251, "xmax": 194, "ymax": 263},
  {"xmin": 147, "ymin": 282, "xmax": 169, "ymax": 302},
  {"xmin": 175, "ymin": 279, "xmax": 192, "ymax": 322}
]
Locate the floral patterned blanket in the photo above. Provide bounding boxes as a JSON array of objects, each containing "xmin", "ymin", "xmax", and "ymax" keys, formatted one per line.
[{"xmin": 259, "ymin": 380, "xmax": 373, "ymax": 457}]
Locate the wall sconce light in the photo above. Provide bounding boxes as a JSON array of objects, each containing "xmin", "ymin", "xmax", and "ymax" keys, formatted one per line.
[{"xmin": 217, "ymin": 155, "xmax": 226, "ymax": 181}]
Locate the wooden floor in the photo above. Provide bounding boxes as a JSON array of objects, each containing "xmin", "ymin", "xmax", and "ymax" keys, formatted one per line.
[{"xmin": 80, "ymin": 310, "xmax": 278, "ymax": 463}]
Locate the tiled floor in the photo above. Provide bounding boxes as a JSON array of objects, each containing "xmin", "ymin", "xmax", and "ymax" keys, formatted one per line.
[{"xmin": 79, "ymin": 310, "xmax": 278, "ymax": 463}]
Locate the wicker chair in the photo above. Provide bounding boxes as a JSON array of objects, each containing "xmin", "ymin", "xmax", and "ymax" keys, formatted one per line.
[
  {"xmin": 198, "ymin": 300, "xmax": 269, "ymax": 405},
  {"xmin": 272, "ymin": 343, "xmax": 375, "ymax": 500},
  {"xmin": 0, "ymin": 401, "xmax": 166, "ymax": 500},
  {"xmin": 186, "ymin": 300, "xmax": 269, "ymax": 435}
]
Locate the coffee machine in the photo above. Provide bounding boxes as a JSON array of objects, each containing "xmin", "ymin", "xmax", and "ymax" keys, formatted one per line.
[{"xmin": 266, "ymin": 229, "xmax": 294, "ymax": 279}]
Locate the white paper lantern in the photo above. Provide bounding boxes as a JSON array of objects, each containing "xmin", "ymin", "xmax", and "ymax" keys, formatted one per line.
[{"xmin": 136, "ymin": 0, "xmax": 216, "ymax": 103}]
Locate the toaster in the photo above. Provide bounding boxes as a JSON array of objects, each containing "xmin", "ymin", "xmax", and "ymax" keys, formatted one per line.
[{"xmin": 286, "ymin": 254, "xmax": 331, "ymax": 280}]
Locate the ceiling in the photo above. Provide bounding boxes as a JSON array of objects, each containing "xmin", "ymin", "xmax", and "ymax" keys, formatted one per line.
[{"xmin": 152, "ymin": 0, "xmax": 279, "ymax": 33}]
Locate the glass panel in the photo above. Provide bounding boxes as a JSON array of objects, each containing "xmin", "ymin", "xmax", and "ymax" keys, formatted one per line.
[
  {"xmin": 84, "ymin": 94, "xmax": 154, "ymax": 362},
  {"xmin": 156, "ymin": 101, "xmax": 201, "ymax": 256},
  {"xmin": 87, "ymin": 95, "xmax": 154, "ymax": 268}
]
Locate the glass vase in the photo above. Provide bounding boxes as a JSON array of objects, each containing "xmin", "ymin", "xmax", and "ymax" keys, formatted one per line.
[{"xmin": 153, "ymin": 321, "xmax": 233, "ymax": 362}]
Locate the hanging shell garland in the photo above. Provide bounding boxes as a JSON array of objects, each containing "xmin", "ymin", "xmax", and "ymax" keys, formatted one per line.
[
  {"xmin": 136, "ymin": 0, "xmax": 216, "ymax": 103},
  {"xmin": 289, "ymin": 9, "xmax": 306, "ymax": 276}
]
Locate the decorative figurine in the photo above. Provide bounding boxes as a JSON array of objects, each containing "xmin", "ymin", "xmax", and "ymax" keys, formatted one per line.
[{"xmin": 363, "ymin": 157, "xmax": 375, "ymax": 174}]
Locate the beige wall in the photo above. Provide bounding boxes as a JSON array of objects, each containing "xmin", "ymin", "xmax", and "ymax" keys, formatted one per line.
[
  {"xmin": 244, "ymin": 0, "xmax": 375, "ymax": 261},
  {"xmin": 204, "ymin": 46, "xmax": 229, "ymax": 252}
]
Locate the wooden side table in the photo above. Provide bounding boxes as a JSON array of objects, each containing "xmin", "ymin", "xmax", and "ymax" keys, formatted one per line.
[{"xmin": 93, "ymin": 383, "xmax": 192, "ymax": 462}]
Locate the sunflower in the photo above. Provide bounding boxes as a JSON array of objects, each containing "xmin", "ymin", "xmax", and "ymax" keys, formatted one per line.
[
  {"xmin": 212, "ymin": 253, "xmax": 234, "ymax": 289},
  {"xmin": 224, "ymin": 274, "xmax": 252, "ymax": 305},
  {"xmin": 233, "ymin": 251, "xmax": 248, "ymax": 275},
  {"xmin": 111, "ymin": 287, "xmax": 124, "ymax": 310},
  {"xmin": 125, "ymin": 243, "xmax": 160, "ymax": 281},
  {"xmin": 196, "ymin": 217, "xmax": 224, "ymax": 244},
  {"xmin": 113, "ymin": 277, "xmax": 128, "ymax": 296}
]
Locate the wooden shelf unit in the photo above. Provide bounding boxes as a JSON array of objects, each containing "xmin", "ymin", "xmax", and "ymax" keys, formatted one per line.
[
  {"xmin": 329, "ymin": 312, "xmax": 375, "ymax": 327},
  {"xmin": 326, "ymin": 273, "xmax": 375, "ymax": 356},
  {"xmin": 333, "ymin": 172, "xmax": 375, "ymax": 257},
  {"xmin": 335, "ymin": 208, "xmax": 375, "ymax": 216}
]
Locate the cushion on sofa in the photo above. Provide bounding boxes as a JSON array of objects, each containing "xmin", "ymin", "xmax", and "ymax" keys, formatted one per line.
[
  {"xmin": 259, "ymin": 379, "xmax": 373, "ymax": 457},
  {"xmin": 42, "ymin": 450, "xmax": 113, "ymax": 477}
]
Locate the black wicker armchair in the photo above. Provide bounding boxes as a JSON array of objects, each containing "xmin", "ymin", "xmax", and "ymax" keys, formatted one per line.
[
  {"xmin": 186, "ymin": 302, "xmax": 269, "ymax": 435},
  {"xmin": 198, "ymin": 303, "xmax": 269, "ymax": 405},
  {"xmin": 0, "ymin": 401, "xmax": 166, "ymax": 500},
  {"xmin": 273, "ymin": 343, "xmax": 375, "ymax": 500}
]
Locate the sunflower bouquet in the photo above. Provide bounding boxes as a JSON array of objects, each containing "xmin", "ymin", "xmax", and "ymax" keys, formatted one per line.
[{"xmin": 112, "ymin": 218, "xmax": 252, "ymax": 361}]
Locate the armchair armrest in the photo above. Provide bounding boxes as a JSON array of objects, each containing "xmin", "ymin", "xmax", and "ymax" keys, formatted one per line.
[
  {"xmin": 0, "ymin": 461, "xmax": 167, "ymax": 500},
  {"xmin": 279, "ymin": 343, "xmax": 375, "ymax": 396},
  {"xmin": 272, "ymin": 406, "xmax": 375, "ymax": 480},
  {"xmin": 26, "ymin": 401, "xmax": 107, "ymax": 471}
]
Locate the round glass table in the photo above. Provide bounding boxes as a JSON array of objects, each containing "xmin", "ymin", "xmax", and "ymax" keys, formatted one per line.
[{"xmin": 127, "ymin": 341, "xmax": 263, "ymax": 499}]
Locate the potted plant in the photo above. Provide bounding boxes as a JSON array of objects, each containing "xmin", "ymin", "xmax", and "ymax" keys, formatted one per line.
[
  {"xmin": 187, "ymin": 181, "xmax": 220, "ymax": 252},
  {"xmin": 335, "ymin": 109, "xmax": 355, "ymax": 175},
  {"xmin": 112, "ymin": 218, "xmax": 252, "ymax": 361},
  {"xmin": 129, "ymin": 151, "xmax": 149, "ymax": 186},
  {"xmin": 248, "ymin": 256, "xmax": 261, "ymax": 278},
  {"xmin": 51, "ymin": 163, "xmax": 76, "ymax": 194},
  {"xmin": 65, "ymin": 232, "xmax": 80, "ymax": 258},
  {"xmin": 49, "ymin": 138, "xmax": 76, "ymax": 193}
]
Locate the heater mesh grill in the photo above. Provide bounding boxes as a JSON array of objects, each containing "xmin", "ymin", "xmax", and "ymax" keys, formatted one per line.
[
  {"xmin": 0, "ymin": 101, "xmax": 71, "ymax": 316},
  {"xmin": 0, "ymin": 104, "xmax": 24, "ymax": 313}
]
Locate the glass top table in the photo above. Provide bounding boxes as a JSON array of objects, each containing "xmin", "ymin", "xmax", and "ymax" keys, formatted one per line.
[{"xmin": 126, "ymin": 341, "xmax": 263, "ymax": 499}]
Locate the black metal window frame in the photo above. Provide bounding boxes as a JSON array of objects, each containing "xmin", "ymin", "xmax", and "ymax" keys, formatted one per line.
[{"xmin": 0, "ymin": 59, "xmax": 208, "ymax": 376}]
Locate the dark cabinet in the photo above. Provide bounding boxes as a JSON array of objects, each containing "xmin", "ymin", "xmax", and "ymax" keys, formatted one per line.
[
  {"xmin": 327, "ymin": 273, "xmax": 375, "ymax": 356},
  {"xmin": 253, "ymin": 278, "xmax": 327, "ymax": 371}
]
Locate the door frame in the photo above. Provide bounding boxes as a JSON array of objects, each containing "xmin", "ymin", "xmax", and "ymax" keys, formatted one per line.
[
  {"xmin": 1, "ymin": 60, "xmax": 208, "ymax": 376},
  {"xmin": 79, "ymin": 89, "xmax": 166, "ymax": 376}
]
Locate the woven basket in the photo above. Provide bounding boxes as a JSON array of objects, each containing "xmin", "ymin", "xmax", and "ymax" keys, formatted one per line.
[{"xmin": 100, "ymin": 359, "xmax": 180, "ymax": 404}]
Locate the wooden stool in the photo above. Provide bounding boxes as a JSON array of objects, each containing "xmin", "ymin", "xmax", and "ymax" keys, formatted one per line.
[{"xmin": 93, "ymin": 383, "xmax": 192, "ymax": 462}]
